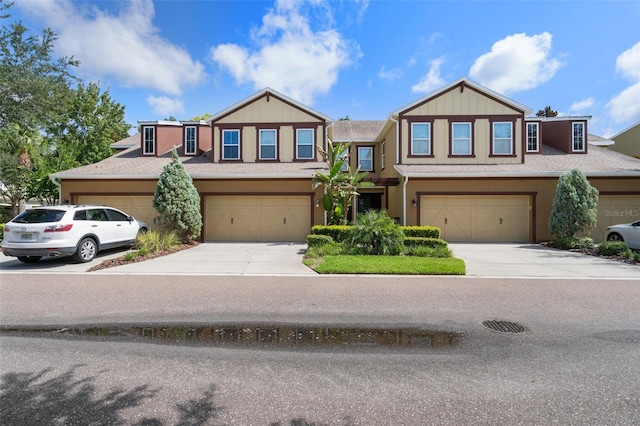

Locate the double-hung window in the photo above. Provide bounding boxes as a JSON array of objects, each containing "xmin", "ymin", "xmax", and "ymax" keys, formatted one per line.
[
  {"xmin": 358, "ymin": 146, "xmax": 373, "ymax": 172},
  {"xmin": 143, "ymin": 126, "xmax": 155, "ymax": 155},
  {"xmin": 259, "ymin": 129, "xmax": 277, "ymax": 160},
  {"xmin": 296, "ymin": 129, "xmax": 314, "ymax": 159},
  {"xmin": 492, "ymin": 122, "xmax": 513, "ymax": 155},
  {"xmin": 572, "ymin": 122, "xmax": 585, "ymax": 152},
  {"xmin": 411, "ymin": 122, "xmax": 431, "ymax": 155},
  {"xmin": 185, "ymin": 126, "xmax": 197, "ymax": 155},
  {"xmin": 338, "ymin": 144, "xmax": 349, "ymax": 171},
  {"xmin": 451, "ymin": 122, "xmax": 472, "ymax": 155},
  {"xmin": 526, "ymin": 122, "xmax": 539, "ymax": 152},
  {"xmin": 222, "ymin": 129, "xmax": 240, "ymax": 160}
]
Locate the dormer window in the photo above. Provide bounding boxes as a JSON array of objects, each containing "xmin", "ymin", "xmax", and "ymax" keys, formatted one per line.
[
  {"xmin": 572, "ymin": 122, "xmax": 585, "ymax": 152},
  {"xmin": 185, "ymin": 126, "xmax": 197, "ymax": 155},
  {"xmin": 143, "ymin": 126, "xmax": 155, "ymax": 155},
  {"xmin": 526, "ymin": 122, "xmax": 539, "ymax": 152}
]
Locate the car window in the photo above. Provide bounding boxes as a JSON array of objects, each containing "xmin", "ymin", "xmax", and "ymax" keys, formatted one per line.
[
  {"xmin": 88, "ymin": 209, "xmax": 109, "ymax": 221},
  {"xmin": 12, "ymin": 209, "xmax": 65, "ymax": 223},
  {"xmin": 74, "ymin": 210, "xmax": 88, "ymax": 220},
  {"xmin": 106, "ymin": 209, "xmax": 129, "ymax": 222}
]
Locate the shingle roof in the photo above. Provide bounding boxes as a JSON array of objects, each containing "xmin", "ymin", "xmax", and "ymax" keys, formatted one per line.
[
  {"xmin": 51, "ymin": 148, "xmax": 328, "ymax": 180},
  {"xmin": 395, "ymin": 145, "xmax": 640, "ymax": 177},
  {"xmin": 110, "ymin": 133, "xmax": 140, "ymax": 149},
  {"xmin": 332, "ymin": 120, "xmax": 385, "ymax": 142}
]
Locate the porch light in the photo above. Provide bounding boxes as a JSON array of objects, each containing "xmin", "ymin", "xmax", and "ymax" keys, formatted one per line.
[{"xmin": 411, "ymin": 199, "xmax": 417, "ymax": 207}]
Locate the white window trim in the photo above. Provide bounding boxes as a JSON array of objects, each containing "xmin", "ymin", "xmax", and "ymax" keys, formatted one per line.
[
  {"xmin": 452, "ymin": 122, "xmax": 472, "ymax": 155},
  {"xmin": 492, "ymin": 122, "xmax": 513, "ymax": 155},
  {"xmin": 358, "ymin": 146, "xmax": 373, "ymax": 172},
  {"xmin": 295, "ymin": 128, "xmax": 314, "ymax": 159},
  {"xmin": 259, "ymin": 129, "xmax": 278, "ymax": 160},
  {"xmin": 572, "ymin": 122, "xmax": 585, "ymax": 152},
  {"xmin": 143, "ymin": 126, "xmax": 155, "ymax": 155},
  {"xmin": 185, "ymin": 126, "xmax": 197, "ymax": 155},
  {"xmin": 526, "ymin": 122, "xmax": 539, "ymax": 152},
  {"xmin": 411, "ymin": 122, "xmax": 431, "ymax": 155},
  {"xmin": 222, "ymin": 129, "xmax": 240, "ymax": 160}
]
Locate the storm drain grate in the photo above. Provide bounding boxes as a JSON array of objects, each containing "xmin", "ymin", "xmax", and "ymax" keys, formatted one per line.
[{"xmin": 482, "ymin": 320, "xmax": 527, "ymax": 334}]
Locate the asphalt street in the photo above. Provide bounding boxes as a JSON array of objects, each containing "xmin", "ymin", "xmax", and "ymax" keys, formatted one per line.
[{"xmin": 1, "ymin": 273, "xmax": 639, "ymax": 425}]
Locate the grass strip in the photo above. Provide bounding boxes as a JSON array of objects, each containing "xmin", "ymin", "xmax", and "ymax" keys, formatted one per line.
[{"xmin": 311, "ymin": 255, "xmax": 466, "ymax": 275}]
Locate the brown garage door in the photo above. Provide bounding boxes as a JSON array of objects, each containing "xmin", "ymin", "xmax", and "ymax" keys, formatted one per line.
[
  {"xmin": 205, "ymin": 196, "xmax": 310, "ymax": 242},
  {"xmin": 77, "ymin": 195, "xmax": 156, "ymax": 227},
  {"xmin": 591, "ymin": 195, "xmax": 640, "ymax": 242},
  {"xmin": 420, "ymin": 195, "xmax": 530, "ymax": 242}
]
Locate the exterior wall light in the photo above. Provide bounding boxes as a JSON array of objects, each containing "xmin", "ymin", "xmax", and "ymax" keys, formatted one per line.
[{"xmin": 411, "ymin": 199, "xmax": 417, "ymax": 207}]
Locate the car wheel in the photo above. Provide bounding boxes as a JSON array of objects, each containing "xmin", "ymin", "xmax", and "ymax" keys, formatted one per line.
[
  {"xmin": 73, "ymin": 237, "xmax": 98, "ymax": 263},
  {"xmin": 17, "ymin": 256, "xmax": 42, "ymax": 263},
  {"xmin": 607, "ymin": 232, "xmax": 625, "ymax": 242}
]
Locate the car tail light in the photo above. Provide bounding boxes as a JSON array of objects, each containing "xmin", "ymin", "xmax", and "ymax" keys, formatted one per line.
[{"xmin": 44, "ymin": 224, "xmax": 73, "ymax": 232}]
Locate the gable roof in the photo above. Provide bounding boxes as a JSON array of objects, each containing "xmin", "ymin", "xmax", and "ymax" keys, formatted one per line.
[
  {"xmin": 610, "ymin": 121, "xmax": 640, "ymax": 140},
  {"xmin": 207, "ymin": 87, "xmax": 332, "ymax": 123},
  {"xmin": 392, "ymin": 77, "xmax": 533, "ymax": 117}
]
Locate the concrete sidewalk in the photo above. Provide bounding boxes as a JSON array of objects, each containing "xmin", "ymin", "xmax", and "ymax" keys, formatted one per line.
[{"xmin": 449, "ymin": 243, "xmax": 639, "ymax": 279}]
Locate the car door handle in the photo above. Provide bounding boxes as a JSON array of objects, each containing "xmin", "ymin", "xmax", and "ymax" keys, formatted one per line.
[{"xmin": 92, "ymin": 224, "xmax": 98, "ymax": 228}]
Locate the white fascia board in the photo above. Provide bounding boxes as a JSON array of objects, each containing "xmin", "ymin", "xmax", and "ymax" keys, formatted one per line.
[
  {"xmin": 392, "ymin": 165, "xmax": 640, "ymax": 178},
  {"xmin": 528, "ymin": 115, "xmax": 592, "ymax": 122},
  {"xmin": 180, "ymin": 120, "xmax": 210, "ymax": 125},
  {"xmin": 138, "ymin": 120, "xmax": 183, "ymax": 126}
]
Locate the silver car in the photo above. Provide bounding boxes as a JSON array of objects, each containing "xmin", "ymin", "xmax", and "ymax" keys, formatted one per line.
[
  {"xmin": 2, "ymin": 205, "xmax": 148, "ymax": 263},
  {"xmin": 605, "ymin": 220, "xmax": 640, "ymax": 250}
]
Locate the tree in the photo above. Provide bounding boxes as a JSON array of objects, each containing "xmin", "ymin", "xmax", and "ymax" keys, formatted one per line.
[
  {"xmin": 536, "ymin": 106, "xmax": 558, "ymax": 117},
  {"xmin": 0, "ymin": 1, "xmax": 78, "ymax": 214},
  {"xmin": 312, "ymin": 139, "xmax": 371, "ymax": 225},
  {"xmin": 153, "ymin": 149, "xmax": 202, "ymax": 241},
  {"xmin": 548, "ymin": 168, "xmax": 599, "ymax": 239}
]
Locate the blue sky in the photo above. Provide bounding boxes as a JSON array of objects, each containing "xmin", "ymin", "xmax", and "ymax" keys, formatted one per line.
[{"xmin": 10, "ymin": 0, "xmax": 640, "ymax": 138}]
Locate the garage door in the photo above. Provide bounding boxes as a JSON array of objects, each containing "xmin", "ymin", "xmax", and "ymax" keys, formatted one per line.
[
  {"xmin": 77, "ymin": 195, "xmax": 156, "ymax": 227},
  {"xmin": 591, "ymin": 195, "xmax": 640, "ymax": 242},
  {"xmin": 205, "ymin": 196, "xmax": 310, "ymax": 242},
  {"xmin": 420, "ymin": 195, "xmax": 530, "ymax": 242}
]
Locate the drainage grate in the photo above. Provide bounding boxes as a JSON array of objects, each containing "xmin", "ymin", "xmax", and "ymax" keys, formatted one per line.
[{"xmin": 482, "ymin": 320, "xmax": 527, "ymax": 334}]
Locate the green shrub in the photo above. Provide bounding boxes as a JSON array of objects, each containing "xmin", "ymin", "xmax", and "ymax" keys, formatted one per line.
[
  {"xmin": 304, "ymin": 241, "xmax": 346, "ymax": 260},
  {"xmin": 123, "ymin": 252, "xmax": 136, "ymax": 261},
  {"xmin": 0, "ymin": 223, "xmax": 4, "ymax": 241},
  {"xmin": 402, "ymin": 226, "xmax": 440, "ymax": 239},
  {"xmin": 403, "ymin": 236, "xmax": 448, "ymax": 248},
  {"xmin": 306, "ymin": 234, "xmax": 333, "ymax": 247},
  {"xmin": 404, "ymin": 245, "xmax": 452, "ymax": 258},
  {"xmin": 311, "ymin": 225, "xmax": 352, "ymax": 242},
  {"xmin": 347, "ymin": 210, "xmax": 404, "ymax": 255},
  {"xmin": 136, "ymin": 229, "xmax": 180, "ymax": 253},
  {"xmin": 552, "ymin": 236, "xmax": 594, "ymax": 250},
  {"xmin": 597, "ymin": 241, "xmax": 629, "ymax": 257}
]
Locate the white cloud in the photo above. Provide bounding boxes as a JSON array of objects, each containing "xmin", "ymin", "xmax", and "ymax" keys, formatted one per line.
[
  {"xmin": 146, "ymin": 96, "xmax": 184, "ymax": 117},
  {"xmin": 411, "ymin": 57, "xmax": 446, "ymax": 93},
  {"xmin": 607, "ymin": 42, "xmax": 640, "ymax": 124},
  {"xmin": 569, "ymin": 97, "xmax": 594, "ymax": 113},
  {"xmin": 16, "ymin": 0, "xmax": 205, "ymax": 95},
  {"xmin": 210, "ymin": 1, "xmax": 356, "ymax": 105},
  {"xmin": 469, "ymin": 32, "xmax": 562, "ymax": 94},
  {"xmin": 378, "ymin": 67, "xmax": 403, "ymax": 81}
]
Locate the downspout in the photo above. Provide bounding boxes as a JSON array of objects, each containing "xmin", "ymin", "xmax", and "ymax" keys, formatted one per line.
[{"xmin": 49, "ymin": 176, "xmax": 62, "ymax": 205}]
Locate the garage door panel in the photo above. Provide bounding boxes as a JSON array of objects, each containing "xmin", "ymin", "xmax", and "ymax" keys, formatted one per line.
[
  {"xmin": 205, "ymin": 196, "xmax": 310, "ymax": 242},
  {"xmin": 77, "ymin": 195, "xmax": 156, "ymax": 227},
  {"xmin": 592, "ymin": 195, "xmax": 640, "ymax": 242},
  {"xmin": 420, "ymin": 195, "xmax": 530, "ymax": 242}
]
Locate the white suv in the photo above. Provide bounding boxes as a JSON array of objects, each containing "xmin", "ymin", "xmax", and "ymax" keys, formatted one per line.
[{"xmin": 2, "ymin": 205, "xmax": 148, "ymax": 263}]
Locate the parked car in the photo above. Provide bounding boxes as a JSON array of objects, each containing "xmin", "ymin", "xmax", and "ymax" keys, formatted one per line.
[
  {"xmin": 1, "ymin": 205, "xmax": 148, "ymax": 263},
  {"xmin": 605, "ymin": 220, "xmax": 640, "ymax": 250}
]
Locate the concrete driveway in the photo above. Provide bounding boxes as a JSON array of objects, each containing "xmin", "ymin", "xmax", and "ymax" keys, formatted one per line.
[{"xmin": 1, "ymin": 242, "xmax": 638, "ymax": 278}]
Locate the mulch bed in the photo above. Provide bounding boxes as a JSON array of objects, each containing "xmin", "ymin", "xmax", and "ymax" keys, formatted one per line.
[
  {"xmin": 87, "ymin": 241, "xmax": 200, "ymax": 272},
  {"xmin": 539, "ymin": 241, "xmax": 639, "ymax": 265}
]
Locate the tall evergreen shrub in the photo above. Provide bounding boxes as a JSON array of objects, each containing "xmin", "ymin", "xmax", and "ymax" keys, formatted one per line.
[{"xmin": 548, "ymin": 168, "xmax": 599, "ymax": 238}]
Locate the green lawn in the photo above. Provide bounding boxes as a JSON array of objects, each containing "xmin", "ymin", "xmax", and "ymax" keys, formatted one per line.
[{"xmin": 306, "ymin": 255, "xmax": 466, "ymax": 275}]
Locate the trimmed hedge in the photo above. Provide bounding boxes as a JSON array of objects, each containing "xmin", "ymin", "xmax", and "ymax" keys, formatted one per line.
[
  {"xmin": 403, "ymin": 236, "xmax": 448, "ymax": 248},
  {"xmin": 402, "ymin": 226, "xmax": 440, "ymax": 239},
  {"xmin": 311, "ymin": 225, "xmax": 352, "ymax": 242},
  {"xmin": 596, "ymin": 241, "xmax": 629, "ymax": 256},
  {"xmin": 552, "ymin": 236, "xmax": 594, "ymax": 250},
  {"xmin": 306, "ymin": 234, "xmax": 333, "ymax": 247}
]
